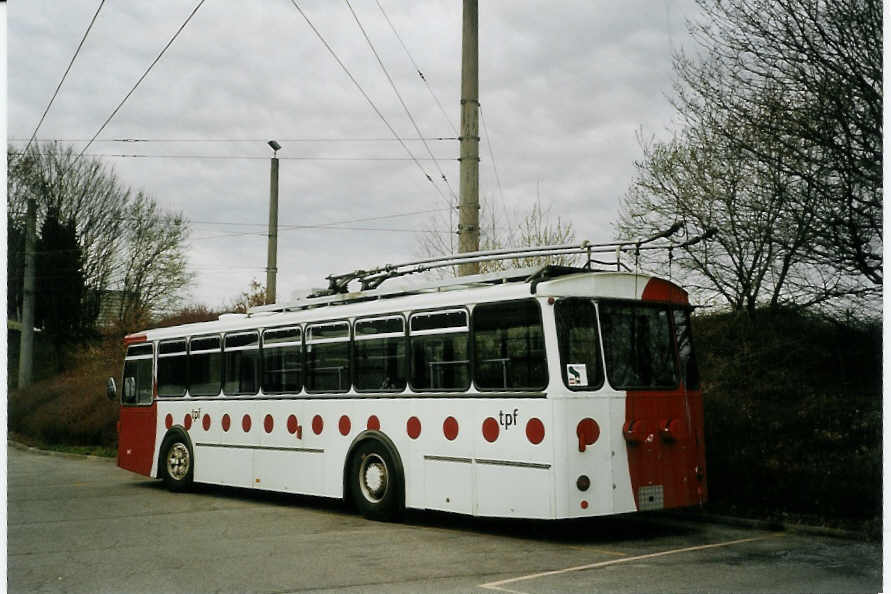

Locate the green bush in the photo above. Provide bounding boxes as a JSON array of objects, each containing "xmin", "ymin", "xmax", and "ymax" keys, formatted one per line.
[{"xmin": 695, "ymin": 308, "xmax": 881, "ymax": 522}]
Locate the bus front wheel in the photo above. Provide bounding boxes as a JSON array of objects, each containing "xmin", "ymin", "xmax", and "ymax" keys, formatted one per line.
[
  {"xmin": 161, "ymin": 434, "xmax": 193, "ymax": 492},
  {"xmin": 349, "ymin": 440, "xmax": 403, "ymax": 521}
]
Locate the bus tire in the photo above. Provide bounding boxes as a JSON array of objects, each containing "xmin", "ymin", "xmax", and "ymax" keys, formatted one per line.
[
  {"xmin": 160, "ymin": 432, "xmax": 193, "ymax": 492},
  {"xmin": 348, "ymin": 439, "xmax": 403, "ymax": 521}
]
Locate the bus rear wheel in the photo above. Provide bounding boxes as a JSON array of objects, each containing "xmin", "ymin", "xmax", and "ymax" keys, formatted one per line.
[
  {"xmin": 349, "ymin": 440, "xmax": 403, "ymax": 521},
  {"xmin": 161, "ymin": 435, "xmax": 193, "ymax": 492}
]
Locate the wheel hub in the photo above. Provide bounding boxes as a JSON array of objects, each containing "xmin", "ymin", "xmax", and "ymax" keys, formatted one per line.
[
  {"xmin": 166, "ymin": 443, "xmax": 190, "ymax": 481},
  {"xmin": 359, "ymin": 454, "xmax": 388, "ymax": 503}
]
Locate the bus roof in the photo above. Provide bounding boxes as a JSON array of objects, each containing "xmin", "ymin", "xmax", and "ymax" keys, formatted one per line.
[{"xmin": 127, "ymin": 267, "xmax": 687, "ymax": 343}]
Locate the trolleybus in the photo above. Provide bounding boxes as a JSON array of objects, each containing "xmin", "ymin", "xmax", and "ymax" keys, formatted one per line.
[{"xmin": 110, "ymin": 236, "xmax": 707, "ymax": 520}]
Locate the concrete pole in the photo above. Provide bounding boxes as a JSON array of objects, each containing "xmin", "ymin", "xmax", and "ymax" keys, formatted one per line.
[
  {"xmin": 18, "ymin": 198, "xmax": 36, "ymax": 388},
  {"xmin": 266, "ymin": 156, "xmax": 279, "ymax": 304},
  {"xmin": 458, "ymin": 0, "xmax": 480, "ymax": 276}
]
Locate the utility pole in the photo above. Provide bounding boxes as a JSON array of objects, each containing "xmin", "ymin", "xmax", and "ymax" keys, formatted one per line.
[
  {"xmin": 18, "ymin": 198, "xmax": 36, "ymax": 388},
  {"xmin": 458, "ymin": 0, "xmax": 480, "ymax": 276},
  {"xmin": 266, "ymin": 140, "xmax": 281, "ymax": 304}
]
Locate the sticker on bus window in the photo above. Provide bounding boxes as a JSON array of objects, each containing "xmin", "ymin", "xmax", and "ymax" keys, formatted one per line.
[{"xmin": 567, "ymin": 364, "xmax": 588, "ymax": 386}]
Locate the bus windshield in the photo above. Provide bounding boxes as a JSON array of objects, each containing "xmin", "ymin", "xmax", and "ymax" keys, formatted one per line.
[{"xmin": 599, "ymin": 302, "xmax": 677, "ymax": 389}]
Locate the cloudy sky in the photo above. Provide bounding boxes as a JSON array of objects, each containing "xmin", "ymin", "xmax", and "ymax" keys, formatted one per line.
[{"xmin": 8, "ymin": 0, "xmax": 698, "ymax": 309}]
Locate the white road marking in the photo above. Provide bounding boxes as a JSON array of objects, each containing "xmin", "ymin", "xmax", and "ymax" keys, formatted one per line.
[{"xmin": 479, "ymin": 534, "xmax": 782, "ymax": 592}]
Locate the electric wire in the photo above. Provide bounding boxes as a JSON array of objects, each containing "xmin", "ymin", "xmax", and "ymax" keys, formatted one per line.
[
  {"xmin": 374, "ymin": 0, "xmax": 458, "ymax": 137},
  {"xmin": 286, "ymin": 0, "xmax": 453, "ymax": 210},
  {"xmin": 20, "ymin": 0, "xmax": 106, "ymax": 160},
  {"xmin": 78, "ymin": 0, "xmax": 207, "ymax": 158},
  {"xmin": 479, "ymin": 105, "xmax": 506, "ymax": 205},
  {"xmin": 9, "ymin": 151, "xmax": 452, "ymax": 162},
  {"xmin": 345, "ymin": 0, "xmax": 458, "ymax": 203},
  {"xmin": 11, "ymin": 136, "xmax": 458, "ymax": 143}
]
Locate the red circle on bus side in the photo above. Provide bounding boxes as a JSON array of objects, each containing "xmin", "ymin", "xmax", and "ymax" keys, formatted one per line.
[
  {"xmin": 222, "ymin": 414, "xmax": 231, "ymax": 432},
  {"xmin": 287, "ymin": 415, "xmax": 299, "ymax": 434},
  {"xmin": 482, "ymin": 417, "xmax": 499, "ymax": 443},
  {"xmin": 443, "ymin": 416, "xmax": 459, "ymax": 441},
  {"xmin": 165, "ymin": 414, "xmax": 173, "ymax": 429},
  {"xmin": 407, "ymin": 416, "xmax": 421, "ymax": 439},
  {"xmin": 183, "ymin": 414, "xmax": 192, "ymax": 430},
  {"xmin": 312, "ymin": 415, "xmax": 324, "ymax": 435},
  {"xmin": 526, "ymin": 418, "xmax": 546, "ymax": 445},
  {"xmin": 581, "ymin": 500, "xmax": 589, "ymax": 510},
  {"xmin": 367, "ymin": 415, "xmax": 380, "ymax": 431},
  {"xmin": 202, "ymin": 414, "xmax": 211, "ymax": 431},
  {"xmin": 264, "ymin": 414, "xmax": 274, "ymax": 433},
  {"xmin": 339, "ymin": 415, "xmax": 351, "ymax": 436},
  {"xmin": 242, "ymin": 414, "xmax": 252, "ymax": 432}
]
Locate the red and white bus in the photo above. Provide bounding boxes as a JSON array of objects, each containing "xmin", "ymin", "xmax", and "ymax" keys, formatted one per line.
[{"xmin": 111, "ymin": 242, "xmax": 707, "ymax": 520}]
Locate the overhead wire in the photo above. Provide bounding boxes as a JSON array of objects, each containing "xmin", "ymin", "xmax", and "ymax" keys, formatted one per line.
[
  {"xmin": 78, "ymin": 0, "xmax": 207, "ymax": 158},
  {"xmin": 344, "ymin": 0, "xmax": 458, "ymax": 202},
  {"xmin": 345, "ymin": 0, "xmax": 458, "ymax": 253},
  {"xmin": 286, "ymin": 0, "xmax": 453, "ymax": 210},
  {"xmin": 10, "ymin": 136, "xmax": 458, "ymax": 143},
  {"xmin": 11, "ymin": 152, "xmax": 453, "ymax": 162},
  {"xmin": 479, "ymin": 105, "xmax": 505, "ymax": 205},
  {"xmin": 374, "ymin": 0, "xmax": 458, "ymax": 137},
  {"xmin": 372, "ymin": 0, "xmax": 469, "ymax": 252},
  {"xmin": 20, "ymin": 0, "xmax": 106, "ymax": 160}
]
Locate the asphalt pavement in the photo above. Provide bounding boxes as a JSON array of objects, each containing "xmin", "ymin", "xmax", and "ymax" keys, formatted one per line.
[{"xmin": 7, "ymin": 445, "xmax": 882, "ymax": 593}]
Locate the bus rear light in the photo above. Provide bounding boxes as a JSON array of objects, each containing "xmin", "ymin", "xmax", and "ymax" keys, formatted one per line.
[
  {"xmin": 659, "ymin": 418, "xmax": 685, "ymax": 442},
  {"xmin": 623, "ymin": 420, "xmax": 650, "ymax": 445},
  {"xmin": 576, "ymin": 418, "xmax": 600, "ymax": 452},
  {"xmin": 576, "ymin": 475, "xmax": 590, "ymax": 491}
]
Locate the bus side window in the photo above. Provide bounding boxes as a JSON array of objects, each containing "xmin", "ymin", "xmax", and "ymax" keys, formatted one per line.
[
  {"xmin": 224, "ymin": 331, "xmax": 260, "ymax": 395},
  {"xmin": 354, "ymin": 316, "xmax": 406, "ymax": 392},
  {"xmin": 473, "ymin": 300, "xmax": 547, "ymax": 390},
  {"xmin": 409, "ymin": 310, "xmax": 470, "ymax": 391},
  {"xmin": 554, "ymin": 299, "xmax": 604, "ymax": 390},
  {"xmin": 306, "ymin": 322, "xmax": 350, "ymax": 393},
  {"xmin": 189, "ymin": 335, "xmax": 223, "ymax": 397},
  {"xmin": 157, "ymin": 339, "xmax": 187, "ymax": 397},
  {"xmin": 262, "ymin": 327, "xmax": 302, "ymax": 393}
]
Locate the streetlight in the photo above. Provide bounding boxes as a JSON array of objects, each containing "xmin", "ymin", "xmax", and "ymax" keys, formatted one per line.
[{"xmin": 266, "ymin": 140, "xmax": 281, "ymax": 304}]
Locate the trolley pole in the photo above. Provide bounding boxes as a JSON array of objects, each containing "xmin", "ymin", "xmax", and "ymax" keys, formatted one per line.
[
  {"xmin": 266, "ymin": 140, "xmax": 281, "ymax": 304},
  {"xmin": 18, "ymin": 198, "xmax": 36, "ymax": 388},
  {"xmin": 458, "ymin": 0, "xmax": 480, "ymax": 276}
]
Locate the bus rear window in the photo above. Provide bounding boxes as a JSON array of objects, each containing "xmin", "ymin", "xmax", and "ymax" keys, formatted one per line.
[{"xmin": 599, "ymin": 302, "xmax": 677, "ymax": 389}]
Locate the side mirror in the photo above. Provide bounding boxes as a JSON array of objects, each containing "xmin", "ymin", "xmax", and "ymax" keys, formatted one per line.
[{"xmin": 106, "ymin": 377, "xmax": 117, "ymax": 401}]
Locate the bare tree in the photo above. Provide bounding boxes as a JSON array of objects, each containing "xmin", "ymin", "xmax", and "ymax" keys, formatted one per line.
[
  {"xmin": 620, "ymin": 0, "xmax": 880, "ymax": 314},
  {"xmin": 674, "ymin": 0, "xmax": 882, "ymax": 285},
  {"xmin": 228, "ymin": 279, "xmax": 267, "ymax": 313},
  {"xmin": 116, "ymin": 192, "xmax": 192, "ymax": 327},
  {"xmin": 8, "ymin": 143, "xmax": 192, "ymax": 330}
]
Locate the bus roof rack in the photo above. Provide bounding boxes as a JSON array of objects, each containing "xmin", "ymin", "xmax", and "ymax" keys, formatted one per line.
[{"xmin": 247, "ymin": 224, "xmax": 715, "ymax": 315}]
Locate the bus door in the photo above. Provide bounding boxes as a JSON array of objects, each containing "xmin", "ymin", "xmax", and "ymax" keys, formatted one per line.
[{"xmin": 118, "ymin": 342, "xmax": 157, "ymax": 476}]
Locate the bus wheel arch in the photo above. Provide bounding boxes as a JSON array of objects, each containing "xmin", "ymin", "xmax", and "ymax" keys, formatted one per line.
[
  {"xmin": 344, "ymin": 431, "xmax": 405, "ymax": 521},
  {"xmin": 159, "ymin": 427, "xmax": 194, "ymax": 492}
]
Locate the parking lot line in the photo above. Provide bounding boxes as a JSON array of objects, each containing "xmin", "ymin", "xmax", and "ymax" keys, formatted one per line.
[{"xmin": 479, "ymin": 533, "xmax": 783, "ymax": 592}]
